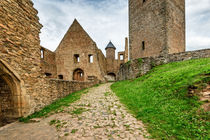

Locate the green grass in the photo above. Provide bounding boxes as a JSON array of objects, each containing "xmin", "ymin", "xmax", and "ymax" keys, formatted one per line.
[
  {"xmin": 19, "ymin": 89, "xmax": 88, "ymax": 123},
  {"xmin": 111, "ymin": 58, "xmax": 210, "ymax": 140},
  {"xmin": 71, "ymin": 108, "xmax": 87, "ymax": 115}
]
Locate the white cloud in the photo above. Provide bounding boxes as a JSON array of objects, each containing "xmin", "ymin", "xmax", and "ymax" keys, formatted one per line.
[
  {"xmin": 186, "ymin": 0, "xmax": 210, "ymax": 50},
  {"xmin": 32, "ymin": 0, "xmax": 210, "ymax": 56},
  {"xmin": 32, "ymin": 0, "xmax": 128, "ymax": 57}
]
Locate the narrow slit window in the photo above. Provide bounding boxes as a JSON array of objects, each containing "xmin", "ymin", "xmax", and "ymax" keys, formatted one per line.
[
  {"xmin": 41, "ymin": 49, "xmax": 44, "ymax": 59},
  {"xmin": 74, "ymin": 54, "xmax": 80, "ymax": 63},
  {"xmin": 88, "ymin": 55, "xmax": 93, "ymax": 63},
  {"xmin": 142, "ymin": 41, "xmax": 145, "ymax": 50}
]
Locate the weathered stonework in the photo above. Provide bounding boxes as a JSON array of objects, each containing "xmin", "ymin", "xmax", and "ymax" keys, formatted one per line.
[
  {"xmin": 55, "ymin": 20, "xmax": 106, "ymax": 82},
  {"xmin": 0, "ymin": 0, "xmax": 43, "ymax": 119},
  {"xmin": 129, "ymin": 0, "xmax": 185, "ymax": 60},
  {"xmin": 0, "ymin": 0, "xmax": 100, "ymax": 125},
  {"xmin": 117, "ymin": 49, "xmax": 210, "ymax": 80}
]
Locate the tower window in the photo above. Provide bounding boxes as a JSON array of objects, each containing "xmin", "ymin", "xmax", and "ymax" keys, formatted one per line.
[
  {"xmin": 142, "ymin": 41, "xmax": 145, "ymax": 50},
  {"xmin": 88, "ymin": 54, "xmax": 93, "ymax": 63},
  {"xmin": 143, "ymin": 0, "xmax": 146, "ymax": 3},
  {"xmin": 41, "ymin": 49, "xmax": 44, "ymax": 59},
  {"xmin": 74, "ymin": 54, "xmax": 80, "ymax": 63}
]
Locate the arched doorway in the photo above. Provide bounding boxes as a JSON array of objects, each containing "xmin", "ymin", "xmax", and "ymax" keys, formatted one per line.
[
  {"xmin": 107, "ymin": 73, "xmax": 116, "ymax": 81},
  {"xmin": 0, "ymin": 76, "xmax": 14, "ymax": 126},
  {"xmin": 0, "ymin": 60, "xmax": 26, "ymax": 126},
  {"xmin": 73, "ymin": 68, "xmax": 84, "ymax": 81}
]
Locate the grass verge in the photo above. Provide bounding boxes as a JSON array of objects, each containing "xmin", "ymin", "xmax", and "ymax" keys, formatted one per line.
[
  {"xmin": 19, "ymin": 88, "xmax": 88, "ymax": 123},
  {"xmin": 111, "ymin": 58, "xmax": 210, "ymax": 139}
]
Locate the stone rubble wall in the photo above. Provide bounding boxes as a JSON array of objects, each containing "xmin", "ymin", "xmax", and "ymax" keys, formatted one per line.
[
  {"xmin": 40, "ymin": 47, "xmax": 57, "ymax": 78},
  {"xmin": 0, "ymin": 0, "xmax": 43, "ymax": 116},
  {"xmin": 117, "ymin": 49, "xmax": 210, "ymax": 80},
  {"xmin": 33, "ymin": 79, "xmax": 99, "ymax": 111}
]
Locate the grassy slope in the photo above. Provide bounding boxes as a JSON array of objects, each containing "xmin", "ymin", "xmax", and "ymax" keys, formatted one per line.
[{"xmin": 111, "ymin": 58, "xmax": 210, "ymax": 139}]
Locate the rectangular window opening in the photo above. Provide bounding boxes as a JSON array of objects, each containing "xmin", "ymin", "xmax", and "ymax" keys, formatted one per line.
[
  {"xmin": 120, "ymin": 54, "xmax": 124, "ymax": 60},
  {"xmin": 58, "ymin": 75, "xmax": 63, "ymax": 79},
  {"xmin": 88, "ymin": 54, "xmax": 93, "ymax": 63},
  {"xmin": 74, "ymin": 54, "xmax": 80, "ymax": 63},
  {"xmin": 143, "ymin": 0, "xmax": 146, "ymax": 3}
]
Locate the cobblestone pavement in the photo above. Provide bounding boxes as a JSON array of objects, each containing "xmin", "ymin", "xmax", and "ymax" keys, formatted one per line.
[{"xmin": 0, "ymin": 83, "xmax": 148, "ymax": 140}]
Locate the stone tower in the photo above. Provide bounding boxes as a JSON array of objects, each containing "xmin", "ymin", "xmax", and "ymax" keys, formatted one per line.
[
  {"xmin": 106, "ymin": 41, "xmax": 116, "ymax": 60},
  {"xmin": 129, "ymin": 0, "xmax": 185, "ymax": 60},
  {"xmin": 105, "ymin": 41, "xmax": 117, "ymax": 76}
]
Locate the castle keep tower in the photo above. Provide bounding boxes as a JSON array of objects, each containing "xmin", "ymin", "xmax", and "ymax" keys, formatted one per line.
[{"xmin": 129, "ymin": 0, "xmax": 185, "ymax": 60}]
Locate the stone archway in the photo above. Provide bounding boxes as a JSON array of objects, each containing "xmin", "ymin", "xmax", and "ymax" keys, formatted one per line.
[
  {"xmin": 0, "ymin": 60, "xmax": 28, "ymax": 126},
  {"xmin": 107, "ymin": 73, "xmax": 116, "ymax": 81},
  {"xmin": 73, "ymin": 68, "xmax": 84, "ymax": 81}
]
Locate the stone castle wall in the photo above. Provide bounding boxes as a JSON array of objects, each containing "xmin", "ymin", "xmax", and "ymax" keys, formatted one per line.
[{"xmin": 117, "ymin": 49, "xmax": 210, "ymax": 80}]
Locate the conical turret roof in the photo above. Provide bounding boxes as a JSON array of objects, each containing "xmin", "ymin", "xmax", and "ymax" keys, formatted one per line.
[{"xmin": 105, "ymin": 41, "xmax": 116, "ymax": 50}]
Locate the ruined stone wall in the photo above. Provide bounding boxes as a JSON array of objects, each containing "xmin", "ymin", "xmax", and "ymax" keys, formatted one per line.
[
  {"xmin": 0, "ymin": 0, "xmax": 42, "ymax": 116},
  {"xmin": 97, "ymin": 49, "xmax": 107, "ymax": 79},
  {"xmin": 129, "ymin": 0, "xmax": 185, "ymax": 60},
  {"xmin": 41, "ymin": 47, "xmax": 57, "ymax": 78},
  {"xmin": 117, "ymin": 49, "xmax": 210, "ymax": 80}
]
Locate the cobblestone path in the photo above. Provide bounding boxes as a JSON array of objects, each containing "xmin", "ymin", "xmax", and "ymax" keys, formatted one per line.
[{"xmin": 0, "ymin": 83, "xmax": 148, "ymax": 140}]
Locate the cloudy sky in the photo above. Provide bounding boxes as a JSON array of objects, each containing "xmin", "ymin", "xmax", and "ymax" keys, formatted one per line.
[{"xmin": 32, "ymin": 0, "xmax": 210, "ymax": 56}]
